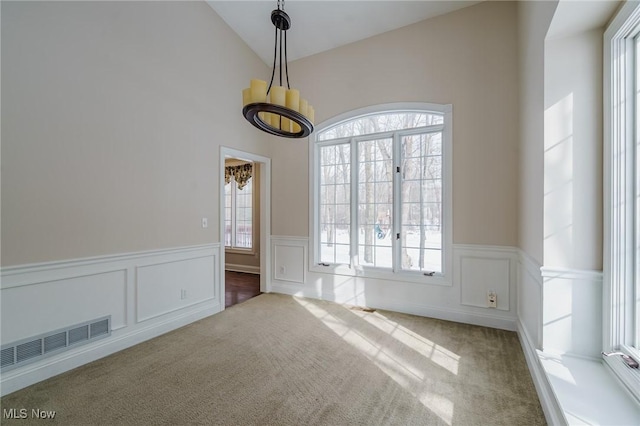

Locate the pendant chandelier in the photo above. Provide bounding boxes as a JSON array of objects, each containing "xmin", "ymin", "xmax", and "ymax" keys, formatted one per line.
[{"xmin": 242, "ymin": 0, "xmax": 314, "ymax": 139}]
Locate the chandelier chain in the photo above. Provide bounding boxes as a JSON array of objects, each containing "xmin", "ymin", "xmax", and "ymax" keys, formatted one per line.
[
  {"xmin": 267, "ymin": 26, "xmax": 278, "ymax": 95},
  {"xmin": 284, "ymin": 31, "xmax": 290, "ymax": 90}
]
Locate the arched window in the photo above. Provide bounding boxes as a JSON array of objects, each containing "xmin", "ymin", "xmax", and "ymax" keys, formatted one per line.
[{"xmin": 311, "ymin": 103, "xmax": 452, "ymax": 283}]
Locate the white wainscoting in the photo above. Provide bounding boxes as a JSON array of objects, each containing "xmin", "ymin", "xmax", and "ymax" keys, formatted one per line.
[
  {"xmin": 513, "ymin": 252, "xmax": 631, "ymax": 426},
  {"xmin": 515, "ymin": 250, "xmax": 564, "ymax": 425},
  {"xmin": 518, "ymin": 250, "xmax": 543, "ymax": 350},
  {"xmin": 540, "ymin": 266, "xmax": 603, "ymax": 359},
  {"xmin": 0, "ymin": 244, "xmax": 222, "ymax": 396},
  {"xmin": 271, "ymin": 236, "xmax": 307, "ymax": 286},
  {"xmin": 455, "ymin": 244, "xmax": 517, "ymax": 312},
  {"xmin": 270, "ymin": 237, "xmax": 519, "ymax": 331}
]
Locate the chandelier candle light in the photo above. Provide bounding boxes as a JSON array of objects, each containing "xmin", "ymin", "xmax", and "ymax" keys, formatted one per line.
[{"xmin": 242, "ymin": 0, "xmax": 314, "ymax": 138}]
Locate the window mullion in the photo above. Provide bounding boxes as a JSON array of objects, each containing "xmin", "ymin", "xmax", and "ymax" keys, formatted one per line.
[
  {"xmin": 633, "ymin": 33, "xmax": 640, "ymax": 351},
  {"xmin": 350, "ymin": 137, "xmax": 358, "ymax": 268},
  {"xmin": 315, "ymin": 144, "xmax": 321, "ymax": 264},
  {"xmin": 624, "ymin": 37, "xmax": 636, "ymax": 348},
  {"xmin": 230, "ymin": 183, "xmax": 237, "ymax": 248},
  {"xmin": 392, "ymin": 132, "xmax": 401, "ymax": 273}
]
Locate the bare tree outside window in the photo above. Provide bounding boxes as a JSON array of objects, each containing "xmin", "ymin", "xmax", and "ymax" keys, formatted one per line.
[{"xmin": 316, "ymin": 109, "xmax": 446, "ymax": 274}]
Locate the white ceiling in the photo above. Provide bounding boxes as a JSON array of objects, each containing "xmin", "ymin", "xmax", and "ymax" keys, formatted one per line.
[
  {"xmin": 547, "ymin": 0, "xmax": 621, "ymax": 41},
  {"xmin": 207, "ymin": 1, "xmax": 482, "ymax": 64}
]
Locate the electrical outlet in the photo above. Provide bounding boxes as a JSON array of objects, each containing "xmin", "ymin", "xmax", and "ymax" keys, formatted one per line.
[
  {"xmin": 279, "ymin": 266, "xmax": 286, "ymax": 275},
  {"xmin": 201, "ymin": 218, "xmax": 208, "ymax": 228},
  {"xmin": 181, "ymin": 289, "xmax": 187, "ymax": 300},
  {"xmin": 487, "ymin": 291, "xmax": 497, "ymax": 308}
]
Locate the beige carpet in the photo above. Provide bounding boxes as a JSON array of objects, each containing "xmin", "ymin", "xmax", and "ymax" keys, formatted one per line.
[{"xmin": 1, "ymin": 294, "xmax": 545, "ymax": 425}]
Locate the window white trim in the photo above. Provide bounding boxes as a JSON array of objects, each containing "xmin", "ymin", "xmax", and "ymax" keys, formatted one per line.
[
  {"xmin": 308, "ymin": 102, "xmax": 453, "ymax": 286},
  {"xmin": 603, "ymin": 0, "xmax": 640, "ymax": 403},
  {"xmin": 224, "ymin": 163, "xmax": 255, "ymax": 253}
]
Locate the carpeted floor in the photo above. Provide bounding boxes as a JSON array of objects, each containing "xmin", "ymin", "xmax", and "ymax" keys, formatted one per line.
[{"xmin": 1, "ymin": 294, "xmax": 545, "ymax": 425}]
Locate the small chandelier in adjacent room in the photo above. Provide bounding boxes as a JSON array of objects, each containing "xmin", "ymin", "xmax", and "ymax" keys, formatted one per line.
[{"xmin": 242, "ymin": 0, "xmax": 314, "ymax": 139}]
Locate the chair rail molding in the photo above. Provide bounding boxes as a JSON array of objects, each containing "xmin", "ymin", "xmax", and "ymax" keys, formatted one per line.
[{"xmin": 0, "ymin": 243, "xmax": 222, "ymax": 396}]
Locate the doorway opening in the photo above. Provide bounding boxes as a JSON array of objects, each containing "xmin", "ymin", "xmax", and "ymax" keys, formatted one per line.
[{"xmin": 220, "ymin": 147, "xmax": 271, "ymax": 308}]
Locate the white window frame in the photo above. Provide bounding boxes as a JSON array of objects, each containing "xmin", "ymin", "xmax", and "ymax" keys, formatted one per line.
[
  {"xmin": 309, "ymin": 102, "xmax": 453, "ymax": 286},
  {"xmin": 604, "ymin": 0, "xmax": 640, "ymax": 402},
  {"xmin": 224, "ymin": 163, "xmax": 255, "ymax": 254}
]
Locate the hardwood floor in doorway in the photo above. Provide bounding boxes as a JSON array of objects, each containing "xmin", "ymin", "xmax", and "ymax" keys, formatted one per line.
[{"xmin": 225, "ymin": 271, "xmax": 261, "ymax": 308}]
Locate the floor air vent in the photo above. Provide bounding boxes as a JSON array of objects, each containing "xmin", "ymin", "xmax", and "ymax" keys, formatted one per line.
[{"xmin": 1, "ymin": 316, "xmax": 111, "ymax": 372}]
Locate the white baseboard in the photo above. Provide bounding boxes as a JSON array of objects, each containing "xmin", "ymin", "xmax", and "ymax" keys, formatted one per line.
[
  {"xmin": 354, "ymin": 297, "xmax": 518, "ymax": 331},
  {"xmin": 517, "ymin": 319, "xmax": 566, "ymax": 425},
  {"xmin": 270, "ymin": 239, "xmax": 519, "ymax": 331},
  {"xmin": 0, "ymin": 244, "xmax": 222, "ymax": 396},
  {"xmin": 270, "ymin": 282, "xmax": 517, "ymax": 331},
  {"xmin": 225, "ymin": 263, "xmax": 260, "ymax": 274}
]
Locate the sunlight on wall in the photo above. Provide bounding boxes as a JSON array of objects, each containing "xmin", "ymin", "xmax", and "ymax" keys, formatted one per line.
[
  {"xmin": 311, "ymin": 275, "xmax": 367, "ymax": 307},
  {"xmin": 294, "ymin": 296, "xmax": 458, "ymax": 425},
  {"xmin": 544, "ymin": 93, "xmax": 574, "ymax": 266}
]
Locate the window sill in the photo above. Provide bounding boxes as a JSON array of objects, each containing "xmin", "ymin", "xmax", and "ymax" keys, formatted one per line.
[
  {"xmin": 309, "ymin": 263, "xmax": 452, "ymax": 287},
  {"xmin": 538, "ymin": 351, "xmax": 640, "ymax": 424}
]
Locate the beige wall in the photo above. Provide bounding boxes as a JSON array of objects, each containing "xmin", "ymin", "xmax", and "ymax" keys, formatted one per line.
[
  {"xmin": 1, "ymin": 1, "xmax": 271, "ymax": 266},
  {"xmin": 273, "ymin": 1, "xmax": 520, "ymax": 246},
  {"xmin": 517, "ymin": 0, "xmax": 558, "ymax": 265}
]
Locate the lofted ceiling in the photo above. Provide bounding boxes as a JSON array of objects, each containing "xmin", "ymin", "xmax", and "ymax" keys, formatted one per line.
[
  {"xmin": 206, "ymin": 1, "xmax": 482, "ymax": 64},
  {"xmin": 547, "ymin": 0, "xmax": 621, "ymax": 40}
]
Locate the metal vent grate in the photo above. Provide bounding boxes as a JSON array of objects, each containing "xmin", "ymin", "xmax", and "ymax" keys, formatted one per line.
[
  {"xmin": 90, "ymin": 319, "xmax": 109, "ymax": 338},
  {"xmin": 1, "ymin": 347, "xmax": 15, "ymax": 368},
  {"xmin": 44, "ymin": 332, "xmax": 67, "ymax": 354},
  {"xmin": 16, "ymin": 340, "xmax": 42, "ymax": 363},
  {"xmin": 69, "ymin": 325, "xmax": 89, "ymax": 345},
  {"xmin": 1, "ymin": 316, "xmax": 110, "ymax": 372}
]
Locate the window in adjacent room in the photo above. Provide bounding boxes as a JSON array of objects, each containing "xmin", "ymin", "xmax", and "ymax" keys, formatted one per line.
[
  {"xmin": 312, "ymin": 103, "xmax": 452, "ymax": 284},
  {"xmin": 225, "ymin": 162, "xmax": 253, "ymax": 250},
  {"xmin": 604, "ymin": 0, "xmax": 640, "ymax": 401}
]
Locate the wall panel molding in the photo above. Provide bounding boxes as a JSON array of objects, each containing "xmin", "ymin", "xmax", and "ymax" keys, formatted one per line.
[
  {"xmin": 453, "ymin": 245, "xmax": 518, "ymax": 311},
  {"xmin": 270, "ymin": 237, "xmax": 519, "ymax": 330},
  {"xmin": 0, "ymin": 244, "xmax": 222, "ymax": 396},
  {"xmin": 540, "ymin": 265, "xmax": 603, "ymax": 359},
  {"xmin": 455, "ymin": 245, "xmax": 517, "ymax": 312},
  {"xmin": 540, "ymin": 266, "xmax": 603, "ymax": 281},
  {"xmin": 519, "ymin": 249, "xmax": 543, "ymax": 287},
  {"xmin": 271, "ymin": 236, "xmax": 307, "ymax": 285}
]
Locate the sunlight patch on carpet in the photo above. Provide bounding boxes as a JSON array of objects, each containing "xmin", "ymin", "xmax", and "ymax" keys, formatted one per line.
[
  {"xmin": 345, "ymin": 306, "xmax": 460, "ymax": 375},
  {"xmin": 294, "ymin": 296, "xmax": 455, "ymax": 425}
]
